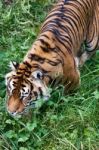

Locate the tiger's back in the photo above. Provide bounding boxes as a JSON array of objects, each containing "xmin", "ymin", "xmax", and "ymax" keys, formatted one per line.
[{"xmin": 41, "ymin": 0, "xmax": 99, "ymax": 55}]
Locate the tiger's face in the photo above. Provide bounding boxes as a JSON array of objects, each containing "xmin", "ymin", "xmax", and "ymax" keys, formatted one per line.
[{"xmin": 5, "ymin": 62, "xmax": 50, "ymax": 116}]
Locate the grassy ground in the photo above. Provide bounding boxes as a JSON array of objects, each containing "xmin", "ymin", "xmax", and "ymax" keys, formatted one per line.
[{"xmin": 0, "ymin": 0, "xmax": 99, "ymax": 150}]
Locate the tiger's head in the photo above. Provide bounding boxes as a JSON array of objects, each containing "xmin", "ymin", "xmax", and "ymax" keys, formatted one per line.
[{"xmin": 5, "ymin": 61, "xmax": 50, "ymax": 116}]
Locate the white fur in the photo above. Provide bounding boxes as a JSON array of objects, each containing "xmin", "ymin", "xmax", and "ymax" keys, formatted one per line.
[
  {"xmin": 79, "ymin": 51, "xmax": 88, "ymax": 66},
  {"xmin": 9, "ymin": 80, "xmax": 15, "ymax": 92},
  {"xmin": 33, "ymin": 79, "xmax": 50, "ymax": 98},
  {"xmin": 31, "ymin": 70, "xmax": 43, "ymax": 79},
  {"xmin": 9, "ymin": 61, "xmax": 17, "ymax": 71},
  {"xmin": 74, "ymin": 57, "xmax": 79, "ymax": 68},
  {"xmin": 5, "ymin": 71, "xmax": 15, "ymax": 85},
  {"xmin": 20, "ymin": 85, "xmax": 30, "ymax": 99}
]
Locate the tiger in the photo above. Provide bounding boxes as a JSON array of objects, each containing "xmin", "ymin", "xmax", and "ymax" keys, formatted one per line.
[{"xmin": 5, "ymin": 0, "xmax": 99, "ymax": 116}]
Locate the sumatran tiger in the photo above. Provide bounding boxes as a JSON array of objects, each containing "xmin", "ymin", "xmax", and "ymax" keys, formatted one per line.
[{"xmin": 5, "ymin": 0, "xmax": 99, "ymax": 116}]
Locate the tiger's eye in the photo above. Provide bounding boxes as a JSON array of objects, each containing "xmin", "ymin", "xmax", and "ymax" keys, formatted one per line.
[{"xmin": 37, "ymin": 73, "xmax": 41, "ymax": 79}]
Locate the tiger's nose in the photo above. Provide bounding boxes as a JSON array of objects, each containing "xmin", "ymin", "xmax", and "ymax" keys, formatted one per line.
[
  {"xmin": 7, "ymin": 104, "xmax": 24, "ymax": 116},
  {"xmin": 7, "ymin": 103, "xmax": 20, "ymax": 116},
  {"xmin": 7, "ymin": 96, "xmax": 25, "ymax": 116},
  {"xmin": 7, "ymin": 110, "xmax": 18, "ymax": 116}
]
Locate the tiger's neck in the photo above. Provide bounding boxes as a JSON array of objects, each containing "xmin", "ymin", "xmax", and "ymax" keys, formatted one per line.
[{"xmin": 23, "ymin": 31, "xmax": 75, "ymax": 85}]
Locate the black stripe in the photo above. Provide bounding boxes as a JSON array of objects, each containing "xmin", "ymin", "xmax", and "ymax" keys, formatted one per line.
[
  {"xmin": 64, "ymin": 0, "xmax": 68, "ymax": 4},
  {"xmin": 28, "ymin": 52, "xmax": 62, "ymax": 67},
  {"xmin": 43, "ymin": 17, "xmax": 83, "ymax": 46},
  {"xmin": 39, "ymin": 39, "xmax": 50, "ymax": 47},
  {"xmin": 28, "ymin": 54, "xmax": 45, "ymax": 64},
  {"xmin": 40, "ymin": 46, "xmax": 50, "ymax": 52},
  {"xmin": 46, "ymin": 59, "xmax": 61, "ymax": 66},
  {"xmin": 17, "ymin": 71, "xmax": 22, "ymax": 75},
  {"xmin": 42, "ymin": 28, "xmax": 72, "ymax": 55},
  {"xmin": 13, "ymin": 76, "xmax": 21, "ymax": 79},
  {"xmin": 56, "ymin": 45, "xmax": 66, "ymax": 58},
  {"xmin": 65, "ymin": 2, "xmax": 88, "ymax": 23},
  {"xmin": 23, "ymin": 61, "xmax": 32, "ymax": 68},
  {"xmin": 40, "ymin": 34, "xmax": 50, "ymax": 39},
  {"xmin": 38, "ymin": 87, "xmax": 43, "ymax": 97},
  {"xmin": 52, "ymin": 29, "xmax": 72, "ymax": 54},
  {"xmin": 42, "ymin": 21, "xmax": 75, "ymax": 54},
  {"xmin": 24, "ymin": 74, "xmax": 30, "ymax": 78},
  {"xmin": 32, "ymin": 64, "xmax": 50, "ymax": 74},
  {"xmin": 33, "ymin": 91, "xmax": 38, "ymax": 98},
  {"xmin": 45, "ymin": 12, "xmax": 63, "ymax": 21},
  {"xmin": 53, "ymin": 18, "xmax": 73, "ymax": 45}
]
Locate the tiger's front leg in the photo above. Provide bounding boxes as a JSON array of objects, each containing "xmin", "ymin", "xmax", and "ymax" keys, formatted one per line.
[
  {"xmin": 64, "ymin": 69, "xmax": 80, "ymax": 92},
  {"xmin": 63, "ymin": 58, "xmax": 80, "ymax": 92}
]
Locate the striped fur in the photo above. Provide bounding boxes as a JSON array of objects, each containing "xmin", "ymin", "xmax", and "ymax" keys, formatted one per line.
[{"xmin": 5, "ymin": 0, "xmax": 99, "ymax": 116}]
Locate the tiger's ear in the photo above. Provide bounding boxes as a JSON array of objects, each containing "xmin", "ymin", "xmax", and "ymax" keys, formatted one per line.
[
  {"xmin": 31, "ymin": 70, "xmax": 43, "ymax": 80},
  {"xmin": 9, "ymin": 61, "xmax": 19, "ymax": 71}
]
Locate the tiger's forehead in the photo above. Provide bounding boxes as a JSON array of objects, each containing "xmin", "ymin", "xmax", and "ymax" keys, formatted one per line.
[
  {"xmin": 16, "ymin": 63, "xmax": 31, "ymax": 78},
  {"xmin": 13, "ymin": 76, "xmax": 31, "ymax": 87}
]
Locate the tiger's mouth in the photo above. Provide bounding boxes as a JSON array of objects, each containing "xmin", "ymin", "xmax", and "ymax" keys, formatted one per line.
[{"xmin": 6, "ymin": 91, "xmax": 50, "ymax": 117}]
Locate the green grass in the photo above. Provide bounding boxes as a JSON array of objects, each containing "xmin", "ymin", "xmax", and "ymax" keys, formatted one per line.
[{"xmin": 0, "ymin": 0, "xmax": 99, "ymax": 150}]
